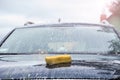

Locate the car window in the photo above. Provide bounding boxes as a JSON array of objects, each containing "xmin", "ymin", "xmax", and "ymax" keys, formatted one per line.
[{"xmin": 0, "ymin": 25, "xmax": 120, "ymax": 54}]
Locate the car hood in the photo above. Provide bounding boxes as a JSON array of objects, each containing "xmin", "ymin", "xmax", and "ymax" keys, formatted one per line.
[{"xmin": 0, "ymin": 54, "xmax": 120, "ymax": 79}]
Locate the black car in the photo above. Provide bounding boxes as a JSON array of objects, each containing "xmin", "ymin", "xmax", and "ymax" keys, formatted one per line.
[{"xmin": 0, "ymin": 23, "xmax": 120, "ymax": 80}]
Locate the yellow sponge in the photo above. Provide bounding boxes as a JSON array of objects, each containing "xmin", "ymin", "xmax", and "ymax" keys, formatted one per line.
[{"xmin": 45, "ymin": 54, "xmax": 71, "ymax": 65}]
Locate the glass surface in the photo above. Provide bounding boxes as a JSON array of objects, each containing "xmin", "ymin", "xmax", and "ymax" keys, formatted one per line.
[{"xmin": 0, "ymin": 25, "xmax": 120, "ymax": 54}]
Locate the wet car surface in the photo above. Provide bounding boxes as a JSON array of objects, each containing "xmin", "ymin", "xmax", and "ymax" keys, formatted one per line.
[{"xmin": 0, "ymin": 23, "xmax": 120, "ymax": 79}]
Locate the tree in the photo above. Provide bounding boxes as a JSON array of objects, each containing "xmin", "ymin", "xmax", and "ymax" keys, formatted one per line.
[{"xmin": 107, "ymin": 0, "xmax": 120, "ymax": 15}]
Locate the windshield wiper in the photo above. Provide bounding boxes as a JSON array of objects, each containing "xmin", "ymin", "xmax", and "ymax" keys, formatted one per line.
[
  {"xmin": 0, "ymin": 53, "xmax": 38, "ymax": 55},
  {"xmin": 107, "ymin": 51, "xmax": 120, "ymax": 55},
  {"xmin": 0, "ymin": 50, "xmax": 49, "ymax": 55}
]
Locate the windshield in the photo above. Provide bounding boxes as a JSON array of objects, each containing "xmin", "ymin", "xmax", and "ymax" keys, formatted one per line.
[{"xmin": 0, "ymin": 25, "xmax": 120, "ymax": 54}]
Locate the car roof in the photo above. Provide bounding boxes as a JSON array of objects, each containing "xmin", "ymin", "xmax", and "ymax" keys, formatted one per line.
[{"xmin": 16, "ymin": 23, "xmax": 114, "ymax": 29}]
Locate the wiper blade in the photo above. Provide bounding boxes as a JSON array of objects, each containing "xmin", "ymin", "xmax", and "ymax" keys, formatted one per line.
[
  {"xmin": 0, "ymin": 49, "xmax": 48, "ymax": 55},
  {"xmin": 0, "ymin": 53, "xmax": 38, "ymax": 55}
]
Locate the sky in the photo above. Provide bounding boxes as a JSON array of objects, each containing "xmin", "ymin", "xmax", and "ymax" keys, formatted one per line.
[{"xmin": 0, "ymin": 0, "xmax": 109, "ymax": 40}]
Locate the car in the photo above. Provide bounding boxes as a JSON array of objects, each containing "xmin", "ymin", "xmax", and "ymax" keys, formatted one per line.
[{"xmin": 0, "ymin": 23, "xmax": 120, "ymax": 79}]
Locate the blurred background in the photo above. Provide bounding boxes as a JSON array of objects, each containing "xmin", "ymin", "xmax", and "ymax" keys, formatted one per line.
[{"xmin": 0, "ymin": 0, "xmax": 120, "ymax": 41}]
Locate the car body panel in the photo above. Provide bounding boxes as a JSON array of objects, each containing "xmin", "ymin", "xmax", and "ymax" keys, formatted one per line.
[
  {"xmin": 0, "ymin": 54, "xmax": 119, "ymax": 79},
  {"xmin": 0, "ymin": 23, "xmax": 120, "ymax": 79}
]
